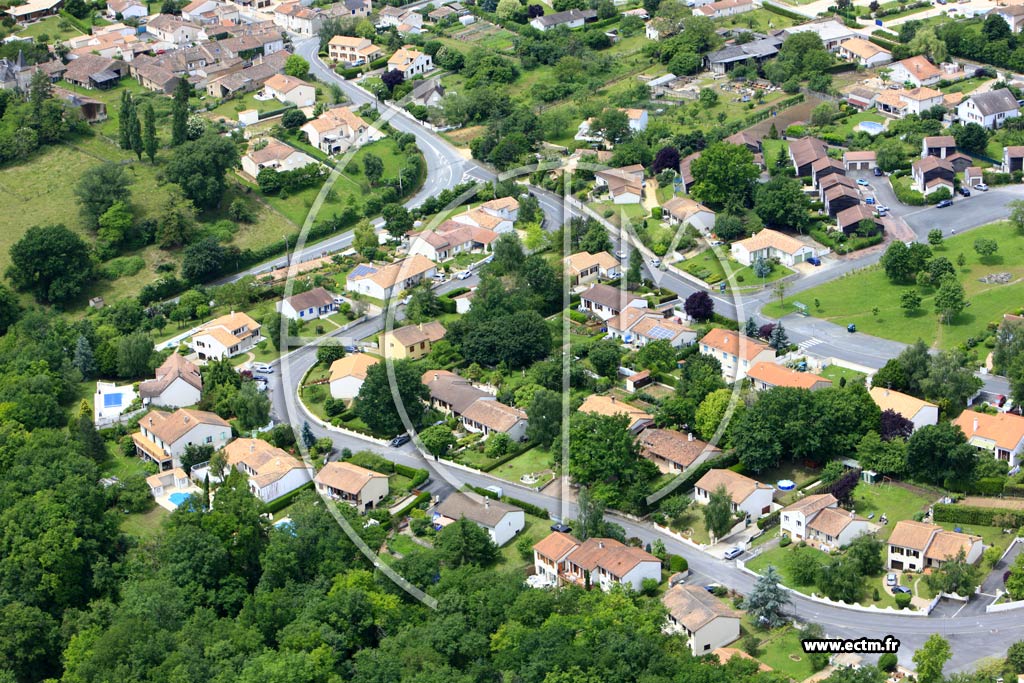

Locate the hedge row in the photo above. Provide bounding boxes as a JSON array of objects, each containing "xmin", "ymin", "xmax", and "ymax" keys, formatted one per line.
[
  {"xmin": 869, "ymin": 35, "xmax": 898, "ymax": 51},
  {"xmin": 825, "ymin": 62, "xmax": 859, "ymax": 74},
  {"xmin": 395, "ymin": 462, "xmax": 429, "ymax": 489},
  {"xmin": 262, "ymin": 481, "xmax": 314, "ymax": 515},
  {"xmin": 932, "ymin": 503, "xmax": 1024, "ymax": 527},
  {"xmin": 757, "ymin": 508, "xmax": 781, "ymax": 530},
  {"xmin": 874, "ymin": 29, "xmax": 900, "ymax": 42},
  {"xmin": 393, "ymin": 490, "xmax": 431, "ymax": 519},
  {"xmin": 1004, "ymin": 482, "xmax": 1024, "ymax": 498},
  {"xmin": 762, "ymin": 2, "xmax": 805, "ymax": 21},
  {"xmin": 891, "ymin": 180, "xmax": 926, "ymax": 206},
  {"xmin": 480, "ymin": 440, "xmax": 536, "ymax": 473},
  {"xmin": 257, "ymin": 104, "xmax": 297, "ymax": 120},
  {"xmin": 677, "ymin": 451, "xmax": 741, "ymax": 497},
  {"xmin": 468, "ymin": 485, "xmax": 551, "ymax": 520},
  {"xmin": 983, "ymin": 171, "xmax": 1017, "ymax": 186}
]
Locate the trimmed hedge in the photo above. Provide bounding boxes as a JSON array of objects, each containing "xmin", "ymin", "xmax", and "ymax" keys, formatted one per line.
[
  {"xmin": 669, "ymin": 554, "xmax": 688, "ymax": 572},
  {"xmin": 393, "ymin": 490, "xmax": 431, "ymax": 519},
  {"xmin": 468, "ymin": 484, "xmax": 551, "ymax": 519},
  {"xmin": 762, "ymin": 2, "xmax": 804, "ymax": 20},
  {"xmin": 825, "ymin": 62, "xmax": 859, "ymax": 74},
  {"xmin": 1004, "ymin": 482, "xmax": 1024, "ymax": 498},
  {"xmin": 973, "ymin": 476, "xmax": 1005, "ymax": 496},
  {"xmin": 262, "ymin": 481, "xmax": 314, "ymax": 514},
  {"xmin": 757, "ymin": 508, "xmax": 781, "ymax": 530},
  {"xmin": 480, "ymin": 440, "xmax": 535, "ymax": 473},
  {"xmin": 891, "ymin": 180, "xmax": 926, "ymax": 206},
  {"xmin": 677, "ymin": 451, "xmax": 741, "ymax": 496},
  {"xmin": 396, "ymin": 462, "xmax": 429, "ymax": 489},
  {"xmin": 983, "ymin": 171, "xmax": 1015, "ymax": 186},
  {"xmin": 869, "ymin": 35, "xmax": 897, "ymax": 51},
  {"xmin": 932, "ymin": 503, "xmax": 1024, "ymax": 527}
]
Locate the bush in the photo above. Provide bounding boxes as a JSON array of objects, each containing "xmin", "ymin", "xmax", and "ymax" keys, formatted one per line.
[
  {"xmin": 930, "ymin": 187, "xmax": 952, "ymax": 203},
  {"xmin": 779, "ymin": 534, "xmax": 791, "ymax": 547},
  {"xmin": 741, "ymin": 635, "xmax": 761, "ymax": 656},
  {"xmin": 669, "ymin": 555, "xmax": 688, "ymax": 572},
  {"xmin": 878, "ymin": 653, "xmax": 897, "ymax": 672},
  {"xmin": 262, "ymin": 481, "xmax": 314, "ymax": 514},
  {"xmin": 894, "ymin": 592, "xmax": 912, "ymax": 609},
  {"xmin": 872, "ymin": 588, "xmax": 880, "ymax": 601},
  {"xmin": 933, "ymin": 503, "xmax": 1024, "ymax": 527},
  {"xmin": 891, "ymin": 179, "xmax": 926, "ymax": 206}
]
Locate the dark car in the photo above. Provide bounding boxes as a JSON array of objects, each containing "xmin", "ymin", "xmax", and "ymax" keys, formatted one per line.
[
  {"xmin": 959, "ymin": 187, "xmax": 971, "ymax": 197},
  {"xmin": 806, "ymin": 257, "xmax": 822, "ymax": 266},
  {"xmin": 937, "ymin": 199, "xmax": 953, "ymax": 208},
  {"xmin": 893, "ymin": 586, "xmax": 912, "ymax": 594},
  {"xmin": 390, "ymin": 434, "xmax": 412, "ymax": 448},
  {"xmin": 873, "ymin": 167, "xmax": 883, "ymax": 176},
  {"xmin": 550, "ymin": 523, "xmax": 572, "ymax": 533}
]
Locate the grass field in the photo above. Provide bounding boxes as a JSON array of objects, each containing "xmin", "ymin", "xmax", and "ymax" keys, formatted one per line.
[
  {"xmin": 16, "ymin": 15, "xmax": 85, "ymax": 41},
  {"xmin": 121, "ymin": 506, "xmax": 169, "ymax": 542},
  {"xmin": 209, "ymin": 91, "xmax": 293, "ymax": 120},
  {"xmin": 680, "ymin": 248, "xmax": 793, "ymax": 287},
  {"xmin": 498, "ymin": 514, "xmax": 551, "ymax": 570},
  {"xmin": 852, "ymin": 482, "xmax": 934, "ymax": 541},
  {"xmin": 490, "ymin": 447, "xmax": 556, "ymax": 486},
  {"xmin": 940, "ymin": 76, "xmax": 990, "ymax": 95},
  {"xmin": 818, "ymin": 364, "xmax": 867, "ymax": 385},
  {"xmin": 715, "ymin": 7, "xmax": 798, "ymax": 31},
  {"xmin": 828, "ymin": 111, "xmax": 886, "ymax": 138},
  {"xmin": 763, "ymin": 222, "xmax": 1024, "ymax": 349}
]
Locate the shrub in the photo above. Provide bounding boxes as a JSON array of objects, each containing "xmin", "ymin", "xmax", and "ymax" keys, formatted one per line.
[
  {"xmin": 873, "ymin": 588, "xmax": 880, "ymax": 602},
  {"xmin": 741, "ymin": 635, "xmax": 761, "ymax": 656},
  {"xmin": 779, "ymin": 535, "xmax": 791, "ymax": 547},
  {"xmin": 640, "ymin": 577, "xmax": 660, "ymax": 596},
  {"xmin": 878, "ymin": 653, "xmax": 897, "ymax": 672},
  {"xmin": 669, "ymin": 555, "xmax": 688, "ymax": 572}
]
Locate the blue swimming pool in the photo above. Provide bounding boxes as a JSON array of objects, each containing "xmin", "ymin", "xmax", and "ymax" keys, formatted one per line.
[
  {"xmin": 168, "ymin": 492, "xmax": 192, "ymax": 508},
  {"xmin": 858, "ymin": 121, "xmax": 885, "ymax": 135},
  {"xmin": 103, "ymin": 392, "xmax": 123, "ymax": 408}
]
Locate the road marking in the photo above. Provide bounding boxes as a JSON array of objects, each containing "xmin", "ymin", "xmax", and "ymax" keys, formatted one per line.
[{"xmin": 797, "ymin": 337, "xmax": 823, "ymax": 351}]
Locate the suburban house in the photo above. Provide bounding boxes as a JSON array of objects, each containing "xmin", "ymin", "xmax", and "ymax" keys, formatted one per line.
[
  {"xmin": 130, "ymin": 60, "xmax": 181, "ymax": 94},
  {"xmin": 181, "ymin": 0, "xmax": 219, "ymax": 22},
  {"xmin": 434, "ymin": 494, "xmax": 525, "ymax": 546},
  {"xmin": 451, "ymin": 205, "xmax": 515, "ymax": 233},
  {"xmin": 407, "ymin": 219, "xmax": 497, "ymax": 262},
  {"xmin": 922, "ymin": 135, "xmax": 957, "ymax": 159},
  {"xmin": 869, "ymin": 387, "xmax": 938, "ymax": 432},
  {"xmin": 677, "ymin": 151, "xmax": 700, "ymax": 193},
  {"xmin": 263, "ymin": 73, "xmax": 315, "ymax": 108},
  {"xmin": 381, "ymin": 321, "xmax": 446, "ymax": 360},
  {"xmin": 638, "ymin": 428, "xmax": 719, "ymax": 474},
  {"xmin": 578, "ymin": 394, "xmax": 653, "ymax": 434},
  {"xmin": 300, "ymin": 106, "xmax": 381, "ymax": 155},
  {"xmin": 387, "ymin": 45, "xmax": 433, "ymax": 76},
  {"xmin": 423, "ymin": 370, "xmax": 490, "ymax": 416},
  {"xmin": 788, "ymin": 136, "xmax": 828, "ymax": 177},
  {"xmin": 875, "ymin": 87, "xmax": 944, "ymax": 117},
  {"xmin": 819, "ymin": 172, "xmax": 859, "ymax": 201},
  {"xmin": 911, "ymin": 156, "xmax": 955, "ymax": 195},
  {"xmin": 146, "ymin": 15, "xmax": 207, "ymax": 46},
  {"xmin": 139, "ymin": 353, "xmax": 203, "ymax": 408},
  {"xmin": 315, "ymin": 462, "xmax": 389, "ymax": 513},
  {"xmin": 1003, "ymin": 146, "xmax": 1024, "ymax": 174},
  {"xmin": 5, "ymin": 0, "xmax": 64, "ymax": 23},
  {"xmin": 823, "ymin": 182, "xmax": 861, "ymax": 217},
  {"xmin": 146, "ymin": 468, "xmax": 192, "ymax": 501},
  {"xmin": 106, "ymin": 0, "xmax": 147, "ymax": 20},
  {"xmin": 843, "ymin": 150, "xmax": 877, "ymax": 171},
  {"xmin": 846, "ymin": 87, "xmax": 878, "ymax": 110},
  {"xmin": 952, "ymin": 410, "xmax": 1024, "ymax": 467},
  {"xmin": 724, "ymin": 130, "xmax": 762, "ymax": 154},
  {"xmin": 378, "ymin": 7, "xmax": 423, "ymax": 33},
  {"xmin": 606, "ymin": 307, "xmax": 696, "ymax": 348},
  {"xmin": 693, "ymin": 468, "xmax": 774, "ymax": 521},
  {"xmin": 241, "ymin": 138, "xmax": 318, "ymax": 178},
  {"xmin": 410, "ymin": 79, "xmax": 445, "ymax": 107},
  {"xmin": 132, "ymin": 408, "xmax": 232, "ymax": 471},
  {"xmin": 662, "ymin": 584, "xmax": 741, "ymax": 656},
  {"xmin": 888, "ymin": 55, "xmax": 942, "ymax": 88},
  {"xmin": 698, "ymin": 328, "xmax": 777, "ymax": 382},
  {"xmin": 533, "ymin": 532, "xmax": 661, "ymax": 591},
  {"xmin": 746, "ymin": 362, "xmax": 832, "ymax": 391},
  {"xmin": 578, "ymin": 283, "xmax": 648, "ymax": 321},
  {"xmin": 705, "ymin": 37, "xmax": 781, "ymax": 74},
  {"xmin": 339, "ymin": 0, "xmax": 371, "ymax": 18},
  {"xmin": 565, "ymin": 251, "xmax": 621, "ymax": 286},
  {"xmin": 887, "ymin": 520, "xmax": 983, "ymax": 571},
  {"xmin": 778, "ymin": 18, "xmax": 856, "ymax": 51},
  {"xmin": 836, "ymin": 37, "xmax": 890, "ymax": 67},
  {"xmin": 835, "ymin": 204, "xmax": 882, "ymax": 236},
  {"xmin": 965, "ymin": 165, "xmax": 985, "ymax": 187},
  {"xmin": 224, "ymin": 438, "xmax": 313, "ymax": 504},
  {"xmin": 731, "ymin": 228, "xmax": 817, "ymax": 267},
  {"xmin": 958, "ymin": 88, "xmax": 1021, "ymax": 130},
  {"xmin": 63, "ymin": 54, "xmax": 126, "ymax": 90},
  {"xmin": 694, "ymin": 0, "xmax": 754, "ymax": 19},
  {"xmin": 278, "ymin": 286, "xmax": 337, "ymax": 321},
  {"xmin": 461, "ymin": 399, "xmax": 529, "ymax": 441},
  {"xmin": 327, "ymin": 35, "xmax": 382, "ymax": 66},
  {"xmin": 781, "ymin": 493, "xmax": 839, "ymax": 541},
  {"xmin": 190, "ymin": 311, "xmax": 262, "ymax": 360},
  {"xmin": 811, "ymin": 156, "xmax": 846, "ymax": 189},
  {"xmin": 344, "ymin": 255, "xmax": 438, "ymax": 301},
  {"xmin": 205, "ymin": 50, "xmax": 290, "ymax": 99},
  {"xmin": 530, "ymin": 7, "xmax": 597, "ymax": 31},
  {"xmin": 273, "ymin": 2, "xmax": 323, "ymax": 36},
  {"xmin": 987, "ymin": 5, "xmax": 1024, "ymax": 32},
  {"xmin": 595, "ymin": 165, "xmax": 645, "ymax": 204},
  {"xmin": 806, "ymin": 507, "xmax": 874, "ymax": 549},
  {"xmin": 328, "ymin": 353, "xmax": 380, "ymax": 400},
  {"xmin": 662, "ymin": 197, "xmax": 716, "ymax": 233}
]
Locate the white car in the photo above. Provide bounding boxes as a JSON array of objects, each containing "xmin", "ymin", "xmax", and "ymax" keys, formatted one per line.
[
  {"xmin": 456, "ymin": 271, "xmax": 472, "ymax": 280},
  {"xmin": 252, "ymin": 362, "xmax": 273, "ymax": 374},
  {"xmin": 974, "ymin": 183, "xmax": 989, "ymax": 191},
  {"xmin": 650, "ymin": 258, "xmax": 662, "ymax": 267}
]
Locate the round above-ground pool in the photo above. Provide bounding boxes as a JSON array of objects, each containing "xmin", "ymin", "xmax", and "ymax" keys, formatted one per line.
[
  {"xmin": 777, "ymin": 479, "xmax": 796, "ymax": 491},
  {"xmin": 168, "ymin": 492, "xmax": 192, "ymax": 508},
  {"xmin": 858, "ymin": 121, "xmax": 885, "ymax": 135}
]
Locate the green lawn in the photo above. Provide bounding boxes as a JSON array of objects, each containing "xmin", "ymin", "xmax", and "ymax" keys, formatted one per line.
[
  {"xmin": 818, "ymin": 364, "xmax": 868, "ymax": 386},
  {"xmin": 680, "ymin": 248, "xmax": 793, "ymax": 288},
  {"xmin": 120, "ymin": 506, "xmax": 169, "ymax": 542},
  {"xmin": 762, "ymin": 222, "xmax": 1024, "ymax": 349},
  {"xmin": 940, "ymin": 76, "xmax": 991, "ymax": 95},
  {"xmin": 714, "ymin": 7, "xmax": 798, "ymax": 31},
  {"xmin": 387, "ymin": 532, "xmax": 426, "ymax": 556},
  {"xmin": 209, "ymin": 91, "xmax": 296, "ymax": 121},
  {"xmin": 666, "ymin": 504, "xmax": 712, "ymax": 545},
  {"xmin": 828, "ymin": 111, "xmax": 886, "ymax": 138},
  {"xmin": 490, "ymin": 447, "xmax": 556, "ymax": 486},
  {"xmin": 498, "ymin": 514, "xmax": 550, "ymax": 569},
  {"xmin": 16, "ymin": 15, "xmax": 85, "ymax": 41},
  {"xmin": 749, "ymin": 623, "xmax": 819, "ymax": 681},
  {"xmin": 852, "ymin": 482, "xmax": 934, "ymax": 541}
]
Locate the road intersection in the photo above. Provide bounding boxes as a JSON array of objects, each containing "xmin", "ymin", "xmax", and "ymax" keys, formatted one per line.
[{"xmin": 242, "ymin": 38, "xmax": 1024, "ymax": 671}]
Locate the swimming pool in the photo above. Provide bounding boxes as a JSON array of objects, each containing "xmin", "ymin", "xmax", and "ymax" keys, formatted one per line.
[
  {"xmin": 168, "ymin": 492, "xmax": 192, "ymax": 508},
  {"xmin": 858, "ymin": 121, "xmax": 885, "ymax": 135},
  {"xmin": 103, "ymin": 392, "xmax": 123, "ymax": 408}
]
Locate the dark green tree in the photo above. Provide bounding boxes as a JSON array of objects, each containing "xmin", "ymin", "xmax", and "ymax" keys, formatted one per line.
[
  {"xmin": 355, "ymin": 359, "xmax": 429, "ymax": 435},
  {"xmin": 7, "ymin": 224, "xmax": 94, "ymax": 305}
]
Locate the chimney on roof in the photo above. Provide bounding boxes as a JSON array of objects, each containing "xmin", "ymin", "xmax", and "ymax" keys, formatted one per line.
[
  {"xmin": 250, "ymin": 441, "xmax": 255, "ymax": 453},
  {"xmin": 434, "ymin": 373, "xmax": 439, "ymax": 381},
  {"xmin": 724, "ymin": 335, "xmax": 730, "ymax": 344},
  {"xmin": 598, "ymin": 541, "xmax": 605, "ymax": 549},
  {"xmin": 688, "ymin": 433, "xmax": 694, "ymax": 442},
  {"xmin": 149, "ymin": 417, "xmax": 153, "ymax": 426},
  {"xmin": 484, "ymin": 499, "xmax": 489, "ymax": 509},
  {"xmin": 974, "ymin": 417, "xmax": 979, "ymax": 432},
  {"xmin": 610, "ymin": 396, "xmax": 616, "ymax": 403}
]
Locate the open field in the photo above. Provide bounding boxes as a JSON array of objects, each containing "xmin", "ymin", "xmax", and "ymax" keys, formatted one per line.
[
  {"xmin": 680, "ymin": 248, "xmax": 793, "ymax": 287},
  {"xmin": 818, "ymin": 364, "xmax": 868, "ymax": 385},
  {"xmin": 490, "ymin": 447, "xmax": 556, "ymax": 486},
  {"xmin": 498, "ymin": 513, "xmax": 551, "ymax": 570},
  {"xmin": 852, "ymin": 482, "xmax": 935, "ymax": 541},
  {"xmin": 16, "ymin": 15, "xmax": 85, "ymax": 41},
  {"xmin": 763, "ymin": 222, "xmax": 1024, "ymax": 349}
]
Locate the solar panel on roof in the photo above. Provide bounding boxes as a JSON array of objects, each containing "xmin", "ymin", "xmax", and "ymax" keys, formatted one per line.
[
  {"xmin": 348, "ymin": 264, "xmax": 377, "ymax": 279},
  {"xmin": 647, "ymin": 326, "xmax": 676, "ymax": 340}
]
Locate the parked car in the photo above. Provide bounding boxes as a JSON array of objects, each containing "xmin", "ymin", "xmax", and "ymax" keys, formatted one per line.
[
  {"xmin": 650, "ymin": 258, "xmax": 661, "ymax": 267},
  {"xmin": 893, "ymin": 586, "xmax": 912, "ymax": 594},
  {"xmin": 974, "ymin": 183, "xmax": 989, "ymax": 191},
  {"xmin": 723, "ymin": 547, "xmax": 744, "ymax": 560},
  {"xmin": 886, "ymin": 573, "xmax": 898, "ymax": 587},
  {"xmin": 865, "ymin": 196, "xmax": 875, "ymax": 205},
  {"xmin": 857, "ymin": 178, "xmax": 869, "ymax": 186},
  {"xmin": 847, "ymin": 323, "xmax": 857, "ymax": 333},
  {"xmin": 252, "ymin": 362, "xmax": 273, "ymax": 374},
  {"xmin": 806, "ymin": 257, "xmax": 822, "ymax": 266},
  {"xmin": 876, "ymin": 205, "xmax": 889, "ymax": 213},
  {"xmin": 959, "ymin": 187, "xmax": 971, "ymax": 197},
  {"xmin": 550, "ymin": 522, "xmax": 572, "ymax": 533},
  {"xmin": 456, "ymin": 270, "xmax": 472, "ymax": 280},
  {"xmin": 937, "ymin": 199, "xmax": 953, "ymax": 208},
  {"xmin": 873, "ymin": 167, "xmax": 883, "ymax": 176},
  {"xmin": 390, "ymin": 434, "xmax": 411, "ymax": 448}
]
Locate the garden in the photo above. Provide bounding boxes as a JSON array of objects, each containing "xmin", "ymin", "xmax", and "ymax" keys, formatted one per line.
[{"xmin": 679, "ymin": 248, "xmax": 793, "ymax": 288}]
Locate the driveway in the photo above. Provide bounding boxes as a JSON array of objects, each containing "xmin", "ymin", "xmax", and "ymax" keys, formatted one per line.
[{"xmin": 981, "ymin": 538, "xmax": 1022, "ymax": 596}]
